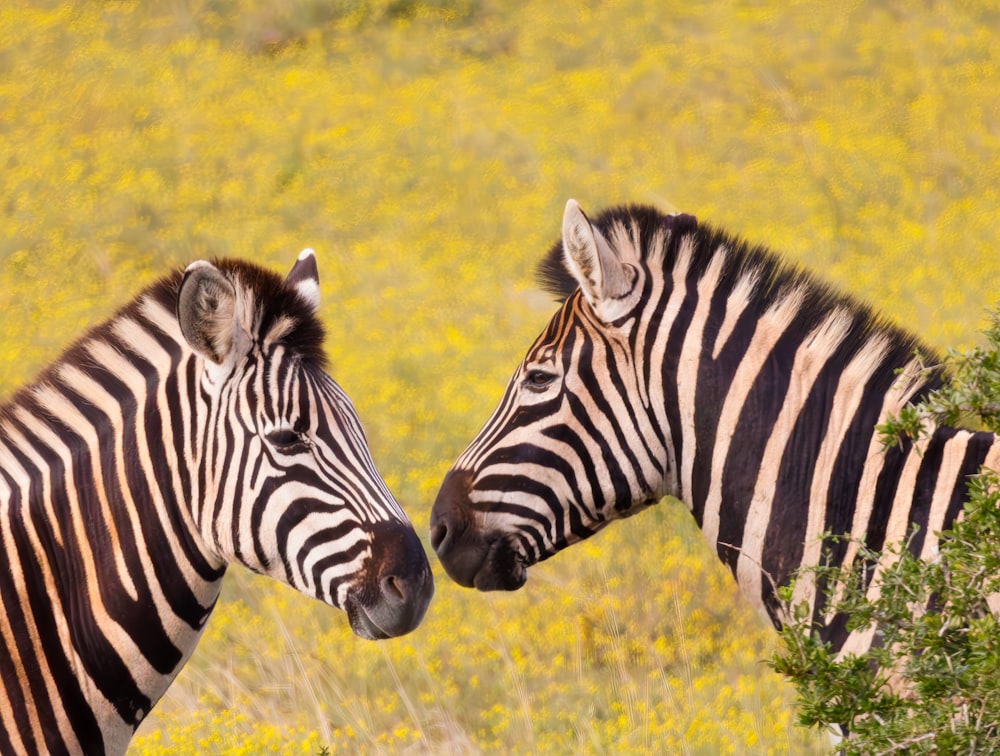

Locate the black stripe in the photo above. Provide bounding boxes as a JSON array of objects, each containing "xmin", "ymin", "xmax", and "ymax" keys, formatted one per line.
[
  {"xmin": 474, "ymin": 473, "xmax": 563, "ymax": 557},
  {"xmin": 762, "ymin": 315, "xmax": 868, "ymax": 594},
  {"xmin": 905, "ymin": 427, "xmax": 951, "ymax": 556},
  {"xmin": 536, "ymin": 432, "xmax": 603, "ymax": 537},
  {"xmin": 9, "ymin": 484, "xmax": 104, "ymax": 752},
  {"xmin": 27, "ymin": 408, "xmax": 155, "ymax": 724},
  {"xmin": 0, "ymin": 482, "xmax": 44, "ymax": 755},
  {"xmin": 866, "ymin": 441, "xmax": 912, "ymax": 557},
  {"xmin": 309, "ymin": 543, "xmax": 369, "ymax": 600},
  {"xmin": 658, "ymin": 286, "xmax": 698, "ymax": 507}
]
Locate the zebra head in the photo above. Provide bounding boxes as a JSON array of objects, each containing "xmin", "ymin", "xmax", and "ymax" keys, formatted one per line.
[
  {"xmin": 432, "ymin": 200, "xmax": 683, "ymax": 590},
  {"xmin": 176, "ymin": 251, "xmax": 433, "ymax": 638}
]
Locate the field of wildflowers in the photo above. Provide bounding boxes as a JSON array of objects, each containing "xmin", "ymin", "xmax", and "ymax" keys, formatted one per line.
[{"xmin": 2, "ymin": 0, "xmax": 999, "ymax": 752}]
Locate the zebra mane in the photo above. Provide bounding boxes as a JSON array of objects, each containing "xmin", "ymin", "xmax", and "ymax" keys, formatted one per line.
[{"xmin": 536, "ymin": 203, "xmax": 937, "ymax": 366}]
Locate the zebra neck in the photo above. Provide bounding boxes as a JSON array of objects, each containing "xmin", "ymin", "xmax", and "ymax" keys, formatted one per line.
[
  {"xmin": 663, "ymin": 295, "xmax": 1000, "ymax": 634},
  {"xmin": 647, "ymin": 252, "xmax": 952, "ymax": 629}
]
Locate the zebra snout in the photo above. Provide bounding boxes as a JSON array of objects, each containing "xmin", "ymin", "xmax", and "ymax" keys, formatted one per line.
[{"xmin": 346, "ymin": 520, "xmax": 434, "ymax": 640}]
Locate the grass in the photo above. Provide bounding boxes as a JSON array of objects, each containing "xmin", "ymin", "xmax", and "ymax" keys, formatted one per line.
[{"xmin": 2, "ymin": 0, "xmax": 999, "ymax": 752}]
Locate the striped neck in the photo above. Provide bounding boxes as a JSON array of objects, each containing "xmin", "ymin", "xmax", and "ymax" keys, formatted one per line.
[{"xmin": 645, "ymin": 229, "xmax": 951, "ymax": 628}]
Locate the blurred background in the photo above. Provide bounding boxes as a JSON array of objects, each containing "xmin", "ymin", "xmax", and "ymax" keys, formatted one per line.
[{"xmin": 2, "ymin": 1, "xmax": 999, "ymax": 753}]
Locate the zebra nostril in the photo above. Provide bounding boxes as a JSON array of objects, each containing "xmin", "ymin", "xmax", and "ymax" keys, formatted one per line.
[
  {"xmin": 430, "ymin": 468, "xmax": 475, "ymax": 555},
  {"xmin": 429, "ymin": 521, "xmax": 449, "ymax": 553},
  {"xmin": 379, "ymin": 573, "xmax": 406, "ymax": 604}
]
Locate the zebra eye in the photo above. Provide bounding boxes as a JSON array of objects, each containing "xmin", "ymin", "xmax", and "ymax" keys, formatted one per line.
[
  {"xmin": 267, "ymin": 429, "xmax": 306, "ymax": 450},
  {"xmin": 524, "ymin": 370, "xmax": 557, "ymax": 391}
]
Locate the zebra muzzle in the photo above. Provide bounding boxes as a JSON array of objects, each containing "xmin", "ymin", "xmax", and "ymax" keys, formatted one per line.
[
  {"xmin": 430, "ymin": 469, "xmax": 528, "ymax": 592},
  {"xmin": 345, "ymin": 520, "xmax": 434, "ymax": 639}
]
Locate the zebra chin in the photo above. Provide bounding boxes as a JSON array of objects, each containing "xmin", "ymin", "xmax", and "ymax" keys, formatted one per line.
[
  {"xmin": 341, "ymin": 520, "xmax": 435, "ymax": 639},
  {"xmin": 430, "ymin": 469, "xmax": 531, "ymax": 592}
]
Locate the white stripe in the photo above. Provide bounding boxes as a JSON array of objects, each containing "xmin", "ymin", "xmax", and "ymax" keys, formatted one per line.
[
  {"xmin": 835, "ymin": 358, "xmax": 927, "ymax": 605},
  {"xmin": 837, "ymin": 444, "xmax": 924, "ymax": 659},
  {"xmin": 81, "ymin": 339, "xmax": 210, "ymax": 611},
  {"xmin": 677, "ymin": 247, "xmax": 726, "ymax": 503},
  {"xmin": 644, "ymin": 253, "xmax": 687, "ymax": 498},
  {"xmin": 113, "ymin": 315, "xmax": 169, "ymax": 364},
  {"xmin": 26, "ymin": 388, "xmax": 169, "ymax": 679},
  {"xmin": 982, "ymin": 442, "xmax": 1000, "ymax": 473},
  {"xmin": 576, "ymin": 312, "xmax": 660, "ymax": 506},
  {"xmin": 13, "ymin": 397, "xmax": 144, "ymax": 740},
  {"xmin": 711, "ymin": 270, "xmax": 758, "ymax": 361},
  {"xmin": 1, "ymin": 421, "xmax": 65, "ymax": 551},
  {"xmin": 139, "ymin": 294, "xmax": 184, "ymax": 343},
  {"xmin": 0, "ymin": 508, "xmax": 53, "ymax": 752},
  {"xmin": 971, "ymin": 442, "xmax": 1000, "ymax": 617},
  {"xmin": 918, "ymin": 431, "xmax": 971, "ymax": 562},
  {"xmin": 53, "ymin": 363, "xmax": 140, "ymax": 603}
]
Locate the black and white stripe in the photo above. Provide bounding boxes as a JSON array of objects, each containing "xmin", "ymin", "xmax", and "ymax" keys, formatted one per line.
[
  {"xmin": 0, "ymin": 251, "xmax": 433, "ymax": 754},
  {"xmin": 431, "ymin": 200, "xmax": 996, "ymax": 656}
]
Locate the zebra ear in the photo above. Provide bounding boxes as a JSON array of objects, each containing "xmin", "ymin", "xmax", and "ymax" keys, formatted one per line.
[
  {"xmin": 177, "ymin": 261, "xmax": 240, "ymax": 365},
  {"xmin": 562, "ymin": 199, "xmax": 632, "ymax": 311},
  {"xmin": 285, "ymin": 248, "xmax": 320, "ymax": 313}
]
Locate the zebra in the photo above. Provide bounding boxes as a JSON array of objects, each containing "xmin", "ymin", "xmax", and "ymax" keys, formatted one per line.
[
  {"xmin": 430, "ymin": 199, "xmax": 999, "ymax": 662},
  {"xmin": 0, "ymin": 250, "xmax": 434, "ymax": 755}
]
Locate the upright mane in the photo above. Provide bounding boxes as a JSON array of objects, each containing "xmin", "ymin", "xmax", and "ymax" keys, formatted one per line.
[{"xmin": 536, "ymin": 203, "xmax": 937, "ymax": 377}]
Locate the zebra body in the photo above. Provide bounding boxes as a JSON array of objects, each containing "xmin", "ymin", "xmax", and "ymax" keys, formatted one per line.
[
  {"xmin": 431, "ymin": 200, "xmax": 998, "ymax": 656},
  {"xmin": 0, "ymin": 251, "xmax": 433, "ymax": 754}
]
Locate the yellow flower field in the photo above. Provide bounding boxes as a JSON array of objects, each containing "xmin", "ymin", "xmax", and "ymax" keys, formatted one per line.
[{"xmin": 2, "ymin": 1, "xmax": 999, "ymax": 752}]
